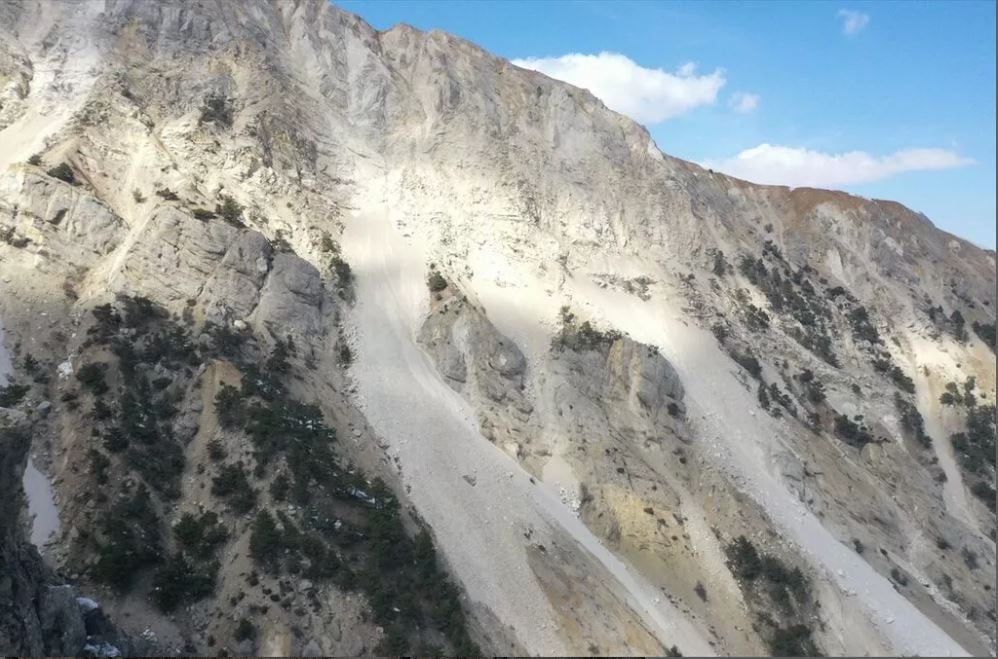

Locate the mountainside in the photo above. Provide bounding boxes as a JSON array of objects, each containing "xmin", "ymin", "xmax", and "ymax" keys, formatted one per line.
[{"xmin": 0, "ymin": 0, "xmax": 995, "ymax": 656}]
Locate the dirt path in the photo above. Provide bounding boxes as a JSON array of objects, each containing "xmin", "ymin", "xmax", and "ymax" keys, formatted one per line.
[{"xmin": 340, "ymin": 172, "xmax": 714, "ymax": 656}]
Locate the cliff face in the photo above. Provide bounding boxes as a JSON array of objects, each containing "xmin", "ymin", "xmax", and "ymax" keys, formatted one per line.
[{"xmin": 0, "ymin": 1, "xmax": 994, "ymax": 656}]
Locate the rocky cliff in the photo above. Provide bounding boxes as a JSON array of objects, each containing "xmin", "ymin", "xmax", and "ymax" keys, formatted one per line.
[{"xmin": 0, "ymin": 0, "xmax": 994, "ymax": 656}]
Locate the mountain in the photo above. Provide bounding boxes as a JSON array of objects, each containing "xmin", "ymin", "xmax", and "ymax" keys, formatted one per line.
[{"xmin": 0, "ymin": 0, "xmax": 994, "ymax": 656}]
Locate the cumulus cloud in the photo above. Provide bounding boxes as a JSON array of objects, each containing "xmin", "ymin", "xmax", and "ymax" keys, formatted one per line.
[
  {"xmin": 702, "ymin": 144, "xmax": 973, "ymax": 188},
  {"xmin": 510, "ymin": 52, "xmax": 725, "ymax": 124},
  {"xmin": 838, "ymin": 9, "xmax": 870, "ymax": 36},
  {"xmin": 729, "ymin": 92, "xmax": 760, "ymax": 113}
]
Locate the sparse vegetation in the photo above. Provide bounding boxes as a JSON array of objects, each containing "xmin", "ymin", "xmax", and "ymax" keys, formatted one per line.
[
  {"xmin": 725, "ymin": 536, "xmax": 818, "ymax": 656},
  {"xmin": 736, "ymin": 252, "xmax": 838, "ymax": 366},
  {"xmin": 554, "ymin": 306, "xmax": 622, "ymax": 352}
]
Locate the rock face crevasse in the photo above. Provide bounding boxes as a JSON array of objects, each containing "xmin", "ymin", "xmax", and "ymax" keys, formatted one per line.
[{"xmin": 0, "ymin": 0, "xmax": 995, "ymax": 656}]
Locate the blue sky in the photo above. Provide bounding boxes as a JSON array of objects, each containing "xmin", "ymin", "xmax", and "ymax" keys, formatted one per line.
[{"xmin": 343, "ymin": 1, "xmax": 996, "ymax": 248}]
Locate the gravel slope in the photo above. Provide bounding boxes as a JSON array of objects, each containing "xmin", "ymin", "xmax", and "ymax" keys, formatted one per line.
[{"xmin": 340, "ymin": 171, "xmax": 715, "ymax": 656}]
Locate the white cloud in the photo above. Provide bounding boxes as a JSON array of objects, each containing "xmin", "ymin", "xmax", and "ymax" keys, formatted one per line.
[
  {"xmin": 729, "ymin": 92, "xmax": 760, "ymax": 113},
  {"xmin": 838, "ymin": 9, "xmax": 870, "ymax": 36},
  {"xmin": 702, "ymin": 144, "xmax": 973, "ymax": 188},
  {"xmin": 511, "ymin": 52, "xmax": 725, "ymax": 124}
]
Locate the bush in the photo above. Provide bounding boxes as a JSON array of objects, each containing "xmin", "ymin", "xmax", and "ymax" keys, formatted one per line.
[
  {"xmin": 205, "ymin": 321, "xmax": 247, "ymax": 359},
  {"xmin": 712, "ymin": 250, "xmax": 728, "ymax": 277},
  {"xmin": 270, "ymin": 473, "xmax": 290, "ymax": 502},
  {"xmin": 199, "ymin": 96, "xmax": 233, "ymax": 128},
  {"xmin": 153, "ymin": 553, "xmax": 217, "ymax": 612},
  {"xmin": 77, "ymin": 362, "xmax": 109, "ymax": 395},
  {"xmin": 249, "ymin": 510, "xmax": 281, "ymax": 570},
  {"xmin": 972, "ymin": 321, "xmax": 996, "ymax": 351},
  {"xmin": 951, "ymin": 404, "xmax": 997, "ymax": 475},
  {"xmin": 757, "ymin": 383, "xmax": 771, "ymax": 410},
  {"xmin": 798, "ymin": 370, "xmax": 826, "ymax": 404},
  {"xmin": 174, "ymin": 511, "xmax": 227, "ymax": 558},
  {"xmin": 234, "ymin": 618, "xmax": 256, "ymax": 642},
  {"xmin": 27, "ymin": 154, "xmax": 42, "ymax": 166},
  {"xmin": 834, "ymin": 414, "xmax": 873, "ymax": 448},
  {"xmin": 940, "ymin": 385, "xmax": 960, "ymax": 406},
  {"xmin": 949, "ymin": 310, "xmax": 968, "ymax": 342},
  {"xmin": 215, "ymin": 384, "xmax": 244, "ymax": 429},
  {"xmin": 848, "ymin": 307, "xmax": 880, "ymax": 344},
  {"xmin": 92, "ymin": 486, "xmax": 163, "ymax": 592},
  {"xmin": 744, "ymin": 304, "xmax": 770, "ymax": 332},
  {"xmin": 88, "ymin": 449, "xmax": 111, "ymax": 484},
  {"xmin": 769, "ymin": 624, "xmax": 819, "ymax": 657},
  {"xmin": 212, "ymin": 463, "xmax": 256, "ymax": 513},
  {"xmin": 727, "ymin": 536, "xmax": 762, "ymax": 581},
  {"xmin": 331, "ymin": 254, "xmax": 353, "ymax": 289},
  {"xmin": 192, "ymin": 208, "xmax": 217, "ymax": 221},
  {"xmin": 889, "ymin": 366, "xmax": 915, "ymax": 394},
  {"xmin": 970, "ymin": 481, "xmax": 996, "ymax": 512},
  {"xmin": 207, "ymin": 438, "xmax": 227, "ymax": 461},
  {"xmin": 216, "ymin": 195, "xmax": 244, "ymax": 227},
  {"xmin": 0, "ymin": 383, "xmax": 29, "ymax": 407},
  {"xmin": 155, "ymin": 188, "xmax": 179, "ymax": 201},
  {"xmin": 732, "ymin": 351, "xmax": 763, "ymax": 379},
  {"xmin": 894, "ymin": 393, "xmax": 930, "ymax": 447},
  {"xmin": 46, "ymin": 163, "xmax": 76, "ymax": 184},
  {"xmin": 338, "ymin": 342, "xmax": 353, "ymax": 367},
  {"xmin": 427, "ymin": 271, "xmax": 448, "ymax": 293}
]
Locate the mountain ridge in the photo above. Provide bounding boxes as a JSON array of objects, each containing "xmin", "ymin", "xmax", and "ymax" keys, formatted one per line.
[{"xmin": 0, "ymin": 0, "xmax": 994, "ymax": 656}]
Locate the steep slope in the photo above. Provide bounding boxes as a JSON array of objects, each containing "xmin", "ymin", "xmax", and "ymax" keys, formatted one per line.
[{"xmin": 1, "ymin": 0, "xmax": 994, "ymax": 656}]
